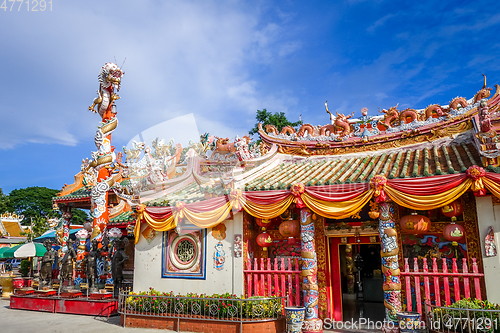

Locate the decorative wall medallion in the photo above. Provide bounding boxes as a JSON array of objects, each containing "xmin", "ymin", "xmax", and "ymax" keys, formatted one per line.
[
  {"xmin": 234, "ymin": 234, "xmax": 242, "ymax": 258},
  {"xmin": 212, "ymin": 223, "xmax": 226, "ymax": 241},
  {"xmin": 162, "ymin": 229, "xmax": 206, "ymax": 279},
  {"xmin": 341, "ymin": 237, "xmax": 347, "ymax": 244},
  {"xmin": 213, "ymin": 242, "xmax": 225, "ymax": 270},
  {"xmin": 485, "ymin": 226, "xmax": 497, "ymax": 257},
  {"xmin": 370, "ymin": 236, "xmax": 377, "ymax": 243},
  {"xmin": 142, "ymin": 225, "xmax": 157, "ymax": 244}
]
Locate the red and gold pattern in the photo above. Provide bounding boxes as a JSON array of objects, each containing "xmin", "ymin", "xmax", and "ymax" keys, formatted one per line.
[
  {"xmin": 467, "ymin": 165, "xmax": 486, "ymax": 196},
  {"xmin": 134, "ymin": 169, "xmax": 500, "ymax": 244},
  {"xmin": 291, "ymin": 183, "xmax": 306, "ymax": 208},
  {"xmin": 370, "ymin": 175, "xmax": 387, "ymax": 203}
]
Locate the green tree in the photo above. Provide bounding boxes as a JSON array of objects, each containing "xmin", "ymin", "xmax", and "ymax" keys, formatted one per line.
[
  {"xmin": 0, "ymin": 188, "xmax": 10, "ymax": 213},
  {"xmin": 21, "ymin": 216, "xmax": 49, "ymax": 242},
  {"xmin": 71, "ymin": 209, "xmax": 89, "ymax": 225},
  {"xmin": 248, "ymin": 109, "xmax": 302, "ymax": 137},
  {"xmin": 8, "ymin": 187, "xmax": 59, "ymax": 222}
]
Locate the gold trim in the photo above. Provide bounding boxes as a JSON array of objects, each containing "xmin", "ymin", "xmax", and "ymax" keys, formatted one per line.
[
  {"xmin": 100, "ymin": 118, "xmax": 118, "ymax": 135},
  {"xmin": 262, "ymin": 118, "xmax": 475, "ymax": 156},
  {"xmin": 327, "ymin": 237, "xmax": 333, "ymax": 319}
]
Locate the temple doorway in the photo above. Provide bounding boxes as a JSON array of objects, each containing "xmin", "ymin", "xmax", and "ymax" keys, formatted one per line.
[{"xmin": 329, "ymin": 236, "xmax": 385, "ymax": 322}]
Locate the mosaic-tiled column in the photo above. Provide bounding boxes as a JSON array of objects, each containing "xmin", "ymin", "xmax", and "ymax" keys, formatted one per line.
[
  {"xmin": 74, "ymin": 229, "xmax": 89, "ymax": 286},
  {"xmin": 300, "ymin": 208, "xmax": 323, "ymax": 333},
  {"xmin": 378, "ymin": 201, "xmax": 402, "ymax": 327},
  {"xmin": 106, "ymin": 228, "xmax": 123, "ymax": 285}
]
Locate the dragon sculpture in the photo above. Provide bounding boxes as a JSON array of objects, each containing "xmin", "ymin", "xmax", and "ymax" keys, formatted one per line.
[
  {"xmin": 297, "ymin": 124, "xmax": 318, "ymax": 136},
  {"xmin": 378, "ymin": 104, "xmax": 400, "ymax": 128},
  {"xmin": 88, "ymin": 63, "xmax": 124, "ymax": 117},
  {"xmin": 325, "ymin": 101, "xmax": 353, "ymax": 137},
  {"xmin": 423, "ymin": 104, "xmax": 450, "ymax": 120},
  {"xmin": 379, "ymin": 104, "xmax": 421, "ymax": 126},
  {"xmin": 474, "ymin": 74, "xmax": 492, "ymax": 103},
  {"xmin": 449, "ymin": 97, "xmax": 468, "ymax": 110},
  {"xmin": 399, "ymin": 108, "xmax": 419, "ymax": 123},
  {"xmin": 84, "ymin": 63, "xmax": 125, "ymax": 239}
]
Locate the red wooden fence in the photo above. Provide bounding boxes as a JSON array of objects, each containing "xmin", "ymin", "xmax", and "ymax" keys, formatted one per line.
[
  {"xmin": 401, "ymin": 257, "xmax": 484, "ymax": 315},
  {"xmin": 244, "ymin": 257, "xmax": 301, "ymax": 306}
]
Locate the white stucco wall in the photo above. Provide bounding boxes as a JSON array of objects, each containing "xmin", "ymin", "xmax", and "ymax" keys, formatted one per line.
[
  {"xmin": 475, "ymin": 196, "xmax": 500, "ymax": 303},
  {"xmin": 134, "ymin": 212, "xmax": 244, "ymax": 295}
]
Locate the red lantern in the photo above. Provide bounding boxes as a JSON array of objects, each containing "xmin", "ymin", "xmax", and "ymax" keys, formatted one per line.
[
  {"xmin": 443, "ymin": 222, "xmax": 465, "ymax": 246},
  {"xmin": 441, "ymin": 200, "xmax": 463, "ymax": 222},
  {"xmin": 279, "ymin": 218, "xmax": 300, "ymax": 238},
  {"xmin": 255, "ymin": 218, "xmax": 273, "ymax": 231},
  {"xmin": 399, "ymin": 212, "xmax": 431, "ymax": 234},
  {"xmin": 256, "ymin": 232, "xmax": 274, "ymax": 251},
  {"xmin": 279, "ymin": 218, "xmax": 300, "ymax": 245}
]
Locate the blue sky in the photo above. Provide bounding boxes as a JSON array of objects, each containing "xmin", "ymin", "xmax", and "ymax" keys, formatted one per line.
[{"xmin": 1, "ymin": 0, "xmax": 500, "ymax": 194}]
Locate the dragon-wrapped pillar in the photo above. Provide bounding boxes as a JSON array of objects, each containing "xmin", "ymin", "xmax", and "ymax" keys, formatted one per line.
[
  {"xmin": 85, "ymin": 63, "xmax": 124, "ymax": 239},
  {"xmin": 378, "ymin": 201, "xmax": 402, "ymax": 330},
  {"xmin": 300, "ymin": 208, "xmax": 323, "ymax": 333}
]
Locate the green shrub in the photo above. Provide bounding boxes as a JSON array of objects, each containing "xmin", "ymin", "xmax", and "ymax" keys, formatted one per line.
[
  {"xmin": 431, "ymin": 298, "xmax": 500, "ymax": 333},
  {"xmin": 19, "ymin": 259, "xmax": 30, "ymax": 277},
  {"xmin": 124, "ymin": 289, "xmax": 282, "ymax": 319}
]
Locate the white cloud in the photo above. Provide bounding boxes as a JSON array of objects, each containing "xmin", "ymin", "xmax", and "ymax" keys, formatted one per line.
[
  {"xmin": 0, "ymin": 0, "xmax": 302, "ymax": 150},
  {"xmin": 367, "ymin": 13, "xmax": 396, "ymax": 33}
]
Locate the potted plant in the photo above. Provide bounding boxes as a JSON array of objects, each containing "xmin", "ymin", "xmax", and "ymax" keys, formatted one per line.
[{"xmin": 19, "ymin": 259, "xmax": 30, "ymax": 278}]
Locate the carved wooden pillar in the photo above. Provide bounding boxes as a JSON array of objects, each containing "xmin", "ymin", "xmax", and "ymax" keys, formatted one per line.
[
  {"xmin": 378, "ymin": 201, "xmax": 402, "ymax": 327},
  {"xmin": 300, "ymin": 208, "xmax": 323, "ymax": 333},
  {"xmin": 345, "ymin": 244, "xmax": 355, "ymax": 294}
]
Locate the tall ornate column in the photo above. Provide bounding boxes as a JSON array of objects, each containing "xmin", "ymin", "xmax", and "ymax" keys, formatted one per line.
[
  {"xmin": 378, "ymin": 201, "xmax": 402, "ymax": 328},
  {"xmin": 300, "ymin": 208, "xmax": 323, "ymax": 333},
  {"xmin": 74, "ymin": 229, "xmax": 89, "ymax": 285},
  {"xmin": 84, "ymin": 63, "xmax": 124, "ymax": 239}
]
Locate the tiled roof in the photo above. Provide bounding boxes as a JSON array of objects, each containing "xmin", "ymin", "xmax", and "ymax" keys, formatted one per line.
[
  {"xmin": 54, "ymin": 187, "xmax": 91, "ymax": 202},
  {"xmin": 146, "ymin": 182, "xmax": 207, "ymax": 207},
  {"xmin": 109, "ymin": 211, "xmax": 135, "ymax": 225},
  {"xmin": 2, "ymin": 221, "xmax": 25, "ymax": 237},
  {"xmin": 244, "ymin": 142, "xmax": 484, "ymax": 191}
]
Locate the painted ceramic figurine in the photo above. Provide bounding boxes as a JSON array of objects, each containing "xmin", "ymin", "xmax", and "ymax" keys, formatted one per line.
[
  {"xmin": 485, "ymin": 226, "xmax": 497, "ymax": 257},
  {"xmin": 213, "ymin": 242, "xmax": 225, "ymax": 270}
]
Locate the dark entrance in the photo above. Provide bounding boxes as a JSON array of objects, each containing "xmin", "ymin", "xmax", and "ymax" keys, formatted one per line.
[{"xmin": 337, "ymin": 243, "xmax": 385, "ymax": 322}]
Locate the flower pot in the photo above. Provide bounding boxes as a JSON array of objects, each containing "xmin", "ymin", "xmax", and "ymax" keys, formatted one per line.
[
  {"xmin": 285, "ymin": 306, "xmax": 305, "ymax": 333},
  {"xmin": 12, "ymin": 278, "xmax": 24, "ymax": 289},
  {"xmin": 0, "ymin": 276, "xmax": 14, "ymax": 298},
  {"xmin": 397, "ymin": 311, "xmax": 421, "ymax": 333},
  {"xmin": 23, "ymin": 278, "xmax": 33, "ymax": 287}
]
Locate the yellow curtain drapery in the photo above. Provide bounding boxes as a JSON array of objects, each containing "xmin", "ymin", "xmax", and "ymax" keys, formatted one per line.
[
  {"xmin": 301, "ymin": 189, "xmax": 374, "ymax": 219},
  {"xmin": 134, "ymin": 172, "xmax": 500, "ymax": 244},
  {"xmin": 384, "ymin": 178, "xmax": 473, "ymax": 210},
  {"xmin": 239, "ymin": 195, "xmax": 295, "ymax": 219}
]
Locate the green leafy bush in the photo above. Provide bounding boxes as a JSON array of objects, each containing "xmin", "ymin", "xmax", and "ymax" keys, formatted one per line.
[
  {"xmin": 125, "ymin": 288, "xmax": 282, "ymax": 319},
  {"xmin": 19, "ymin": 259, "xmax": 30, "ymax": 277},
  {"xmin": 431, "ymin": 298, "xmax": 500, "ymax": 333}
]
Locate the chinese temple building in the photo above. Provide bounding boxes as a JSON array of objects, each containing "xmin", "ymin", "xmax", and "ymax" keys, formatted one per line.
[
  {"xmin": 129, "ymin": 78, "xmax": 500, "ymax": 331},
  {"xmin": 0, "ymin": 213, "xmax": 27, "ymax": 247},
  {"xmin": 51, "ymin": 64, "xmax": 500, "ymax": 331}
]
